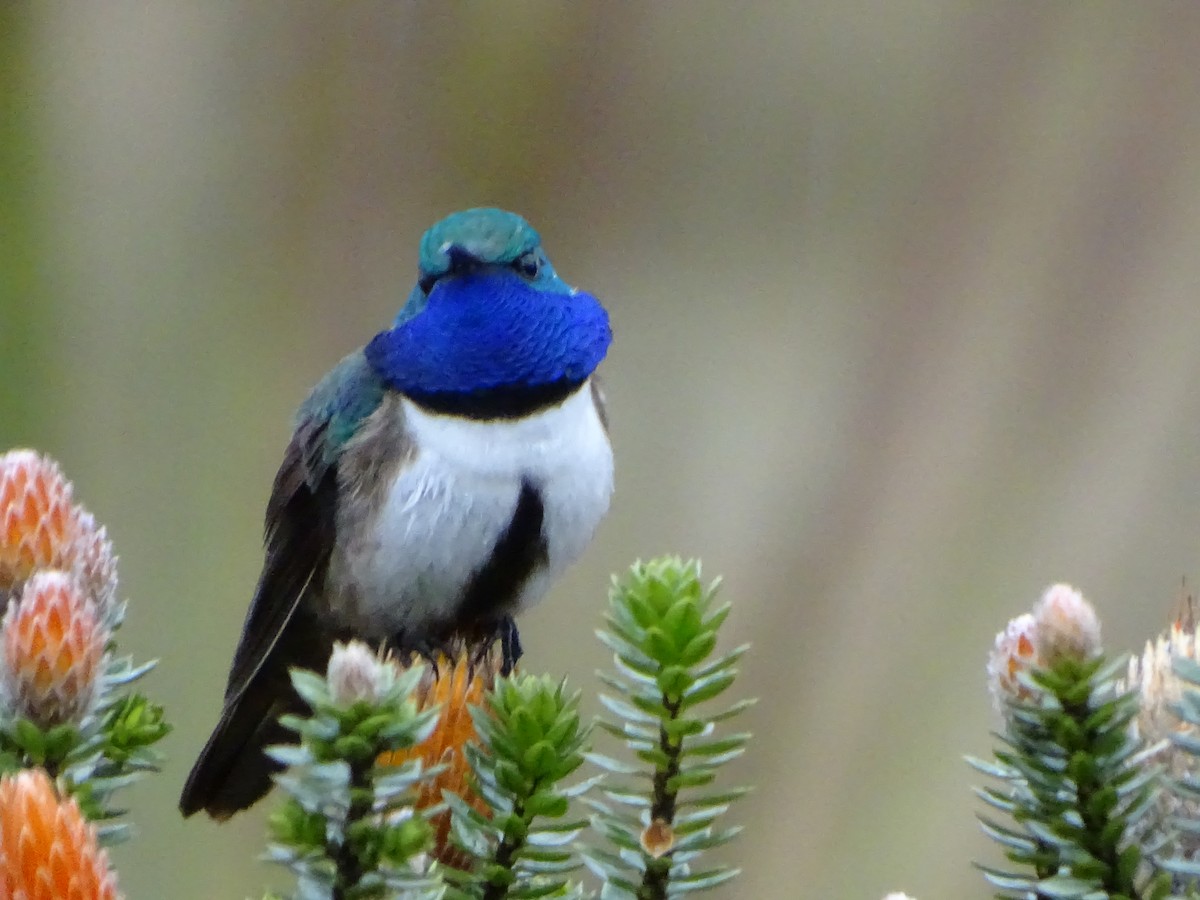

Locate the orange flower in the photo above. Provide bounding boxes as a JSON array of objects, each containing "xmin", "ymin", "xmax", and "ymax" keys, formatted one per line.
[
  {"xmin": 0, "ymin": 768, "xmax": 121, "ymax": 900},
  {"xmin": 2, "ymin": 571, "xmax": 108, "ymax": 727},
  {"xmin": 378, "ymin": 649, "xmax": 498, "ymax": 867},
  {"xmin": 0, "ymin": 451, "xmax": 79, "ymax": 594}
]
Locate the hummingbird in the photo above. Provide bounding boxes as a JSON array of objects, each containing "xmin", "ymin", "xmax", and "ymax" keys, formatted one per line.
[{"xmin": 179, "ymin": 208, "xmax": 613, "ymax": 819}]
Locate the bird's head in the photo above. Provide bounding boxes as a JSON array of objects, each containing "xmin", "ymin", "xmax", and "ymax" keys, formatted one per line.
[
  {"xmin": 419, "ymin": 208, "xmax": 571, "ymax": 294},
  {"xmin": 368, "ymin": 208, "xmax": 610, "ymax": 400},
  {"xmin": 395, "ymin": 209, "xmax": 572, "ymax": 326}
]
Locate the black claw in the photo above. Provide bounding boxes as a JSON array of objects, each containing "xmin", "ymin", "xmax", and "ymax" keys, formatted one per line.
[
  {"xmin": 390, "ymin": 630, "xmax": 442, "ymax": 676},
  {"xmin": 499, "ymin": 616, "xmax": 522, "ymax": 675}
]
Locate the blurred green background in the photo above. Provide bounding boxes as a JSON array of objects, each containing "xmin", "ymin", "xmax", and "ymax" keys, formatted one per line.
[{"xmin": 6, "ymin": 3, "xmax": 1200, "ymax": 897}]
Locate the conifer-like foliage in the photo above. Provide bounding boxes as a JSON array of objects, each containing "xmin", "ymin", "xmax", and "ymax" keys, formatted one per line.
[
  {"xmin": 262, "ymin": 557, "xmax": 752, "ymax": 900},
  {"xmin": 265, "ymin": 647, "xmax": 443, "ymax": 900},
  {"xmin": 583, "ymin": 559, "xmax": 750, "ymax": 899},
  {"xmin": 1158, "ymin": 655, "xmax": 1200, "ymax": 893},
  {"xmin": 0, "ymin": 643, "xmax": 167, "ymax": 843},
  {"xmin": 443, "ymin": 675, "xmax": 591, "ymax": 900},
  {"xmin": 971, "ymin": 654, "xmax": 1169, "ymax": 899},
  {"xmin": 970, "ymin": 586, "xmax": 1176, "ymax": 900}
]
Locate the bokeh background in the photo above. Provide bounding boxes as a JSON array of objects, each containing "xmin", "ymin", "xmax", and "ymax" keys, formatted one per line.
[{"xmin": 5, "ymin": 3, "xmax": 1200, "ymax": 897}]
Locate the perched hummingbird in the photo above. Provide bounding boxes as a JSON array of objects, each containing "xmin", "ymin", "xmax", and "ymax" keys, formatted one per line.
[{"xmin": 179, "ymin": 208, "xmax": 613, "ymax": 819}]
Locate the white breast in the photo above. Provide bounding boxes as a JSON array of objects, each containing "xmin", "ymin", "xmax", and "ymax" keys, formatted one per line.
[{"xmin": 336, "ymin": 383, "xmax": 613, "ymax": 634}]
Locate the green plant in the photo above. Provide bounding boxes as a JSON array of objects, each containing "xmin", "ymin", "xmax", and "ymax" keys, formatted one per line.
[{"xmin": 263, "ymin": 558, "xmax": 752, "ymax": 900}]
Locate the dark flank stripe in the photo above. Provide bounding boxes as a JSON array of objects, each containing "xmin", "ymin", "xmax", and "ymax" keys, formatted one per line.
[
  {"xmin": 458, "ymin": 479, "xmax": 549, "ymax": 628},
  {"xmin": 405, "ymin": 377, "xmax": 584, "ymax": 420}
]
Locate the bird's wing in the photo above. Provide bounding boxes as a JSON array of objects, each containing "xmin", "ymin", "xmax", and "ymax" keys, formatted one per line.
[{"xmin": 220, "ymin": 350, "xmax": 385, "ymax": 704}]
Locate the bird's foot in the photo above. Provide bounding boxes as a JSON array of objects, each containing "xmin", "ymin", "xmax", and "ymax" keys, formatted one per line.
[
  {"xmin": 472, "ymin": 616, "xmax": 522, "ymax": 676},
  {"xmin": 389, "ymin": 631, "xmax": 449, "ymax": 676},
  {"xmin": 389, "ymin": 616, "xmax": 521, "ymax": 679}
]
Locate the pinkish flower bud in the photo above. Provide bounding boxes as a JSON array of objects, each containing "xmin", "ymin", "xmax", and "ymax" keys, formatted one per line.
[
  {"xmin": 326, "ymin": 640, "xmax": 393, "ymax": 706},
  {"xmin": 986, "ymin": 613, "xmax": 1042, "ymax": 710},
  {"xmin": 72, "ymin": 511, "xmax": 118, "ymax": 624},
  {"xmin": 1032, "ymin": 583, "xmax": 1102, "ymax": 664}
]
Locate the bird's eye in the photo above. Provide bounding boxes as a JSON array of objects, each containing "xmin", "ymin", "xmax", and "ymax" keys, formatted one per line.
[{"xmin": 515, "ymin": 253, "xmax": 541, "ymax": 279}]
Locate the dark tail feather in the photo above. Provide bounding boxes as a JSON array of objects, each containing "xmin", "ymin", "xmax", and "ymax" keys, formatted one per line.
[
  {"xmin": 181, "ymin": 588, "xmax": 337, "ymax": 820},
  {"xmin": 178, "ymin": 660, "xmax": 301, "ymax": 820}
]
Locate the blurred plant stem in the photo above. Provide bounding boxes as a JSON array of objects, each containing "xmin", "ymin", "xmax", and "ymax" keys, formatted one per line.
[{"xmin": 0, "ymin": 4, "xmax": 55, "ymax": 444}]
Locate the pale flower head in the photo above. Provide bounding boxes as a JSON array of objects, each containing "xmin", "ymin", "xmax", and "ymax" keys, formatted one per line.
[
  {"xmin": 1031, "ymin": 583, "xmax": 1102, "ymax": 664},
  {"xmin": 986, "ymin": 613, "xmax": 1041, "ymax": 711},
  {"xmin": 1126, "ymin": 622, "xmax": 1194, "ymax": 737},
  {"xmin": 71, "ymin": 511, "xmax": 119, "ymax": 626},
  {"xmin": 326, "ymin": 640, "xmax": 395, "ymax": 706},
  {"xmin": 1122, "ymin": 617, "xmax": 1200, "ymax": 858}
]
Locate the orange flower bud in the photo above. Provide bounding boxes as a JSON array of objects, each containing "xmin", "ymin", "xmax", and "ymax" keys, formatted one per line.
[
  {"xmin": 378, "ymin": 649, "xmax": 499, "ymax": 868},
  {"xmin": 640, "ymin": 817, "xmax": 674, "ymax": 858},
  {"xmin": 2, "ymin": 571, "xmax": 108, "ymax": 727},
  {"xmin": 0, "ymin": 451, "xmax": 79, "ymax": 595},
  {"xmin": 0, "ymin": 768, "xmax": 121, "ymax": 900}
]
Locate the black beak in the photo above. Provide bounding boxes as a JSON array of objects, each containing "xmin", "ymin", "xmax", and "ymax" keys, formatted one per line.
[
  {"xmin": 445, "ymin": 244, "xmax": 481, "ymax": 273},
  {"xmin": 419, "ymin": 244, "xmax": 484, "ymax": 295}
]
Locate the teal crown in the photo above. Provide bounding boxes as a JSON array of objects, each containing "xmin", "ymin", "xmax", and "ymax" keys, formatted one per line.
[{"xmin": 418, "ymin": 208, "xmax": 540, "ymax": 280}]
